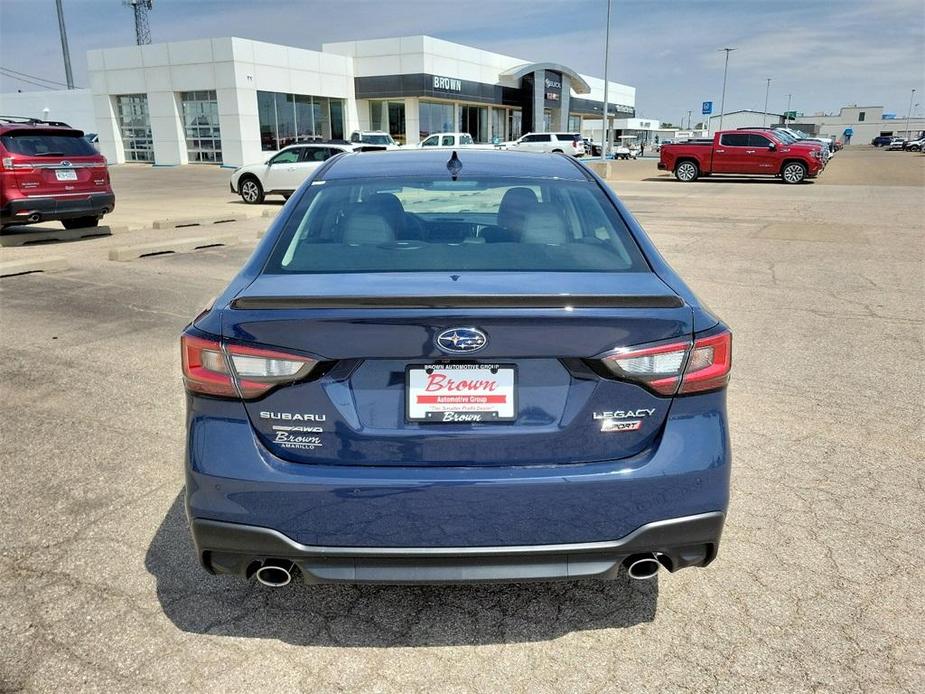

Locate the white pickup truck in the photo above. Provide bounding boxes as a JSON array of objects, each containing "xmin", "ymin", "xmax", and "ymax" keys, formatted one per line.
[{"xmin": 416, "ymin": 133, "xmax": 496, "ymax": 149}]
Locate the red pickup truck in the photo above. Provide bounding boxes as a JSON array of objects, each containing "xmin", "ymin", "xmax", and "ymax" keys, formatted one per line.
[{"xmin": 658, "ymin": 129, "xmax": 825, "ymax": 183}]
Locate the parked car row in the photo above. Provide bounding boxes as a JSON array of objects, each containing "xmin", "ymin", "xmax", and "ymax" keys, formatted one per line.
[
  {"xmin": 658, "ymin": 128, "xmax": 827, "ymax": 184},
  {"xmin": 872, "ymin": 134, "xmax": 924, "ymax": 150}
]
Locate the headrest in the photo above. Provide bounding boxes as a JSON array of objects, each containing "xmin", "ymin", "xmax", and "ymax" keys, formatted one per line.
[
  {"xmin": 497, "ymin": 187, "xmax": 539, "ymax": 231},
  {"xmin": 341, "ymin": 211, "xmax": 395, "ymax": 245},
  {"xmin": 520, "ymin": 209, "xmax": 569, "ymax": 245}
]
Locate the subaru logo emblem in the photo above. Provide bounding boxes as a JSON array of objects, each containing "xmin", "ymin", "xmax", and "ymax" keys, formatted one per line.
[
  {"xmin": 435, "ymin": 327, "xmax": 487, "ymax": 354},
  {"xmin": 60, "ymin": 161, "xmax": 72, "ymax": 167}
]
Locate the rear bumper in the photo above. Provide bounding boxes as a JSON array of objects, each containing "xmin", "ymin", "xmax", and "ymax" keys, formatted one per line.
[
  {"xmin": 1, "ymin": 192, "xmax": 115, "ymax": 224},
  {"xmin": 185, "ymin": 390, "xmax": 731, "ymax": 581},
  {"xmin": 191, "ymin": 511, "xmax": 725, "ymax": 584}
]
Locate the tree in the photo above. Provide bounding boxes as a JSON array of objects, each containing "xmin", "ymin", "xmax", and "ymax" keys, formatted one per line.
[{"xmin": 660, "ymin": 121, "xmax": 675, "ymax": 128}]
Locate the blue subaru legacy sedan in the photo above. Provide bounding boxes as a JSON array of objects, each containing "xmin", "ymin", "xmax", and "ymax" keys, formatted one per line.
[{"xmin": 181, "ymin": 149, "xmax": 731, "ymax": 587}]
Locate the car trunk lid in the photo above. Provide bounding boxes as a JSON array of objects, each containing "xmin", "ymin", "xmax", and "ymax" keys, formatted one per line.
[{"xmin": 224, "ymin": 272, "xmax": 692, "ymax": 467}]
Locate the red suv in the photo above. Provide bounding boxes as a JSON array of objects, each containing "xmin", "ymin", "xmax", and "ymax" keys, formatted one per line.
[{"xmin": 0, "ymin": 116, "xmax": 115, "ymax": 231}]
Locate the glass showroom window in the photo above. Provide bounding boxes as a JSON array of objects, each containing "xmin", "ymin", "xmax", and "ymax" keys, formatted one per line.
[
  {"xmin": 419, "ymin": 101, "xmax": 455, "ymax": 139},
  {"xmin": 180, "ymin": 90, "xmax": 222, "ymax": 163},
  {"xmin": 368, "ymin": 101, "xmax": 407, "ymax": 144},
  {"xmin": 115, "ymin": 94, "xmax": 153, "ymax": 162},
  {"xmin": 508, "ymin": 109, "xmax": 523, "ymax": 139},
  {"xmin": 258, "ymin": 91, "xmax": 346, "ymax": 150},
  {"xmin": 568, "ymin": 115, "xmax": 582, "ymax": 132}
]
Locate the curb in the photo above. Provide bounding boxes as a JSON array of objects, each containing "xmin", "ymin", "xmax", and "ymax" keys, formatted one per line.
[
  {"xmin": 107, "ymin": 233, "xmax": 250, "ymax": 261},
  {"xmin": 0, "ymin": 256, "xmax": 70, "ymax": 278}
]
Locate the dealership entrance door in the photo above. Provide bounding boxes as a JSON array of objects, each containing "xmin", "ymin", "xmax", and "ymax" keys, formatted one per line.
[{"xmin": 460, "ymin": 105, "xmax": 489, "ymax": 142}]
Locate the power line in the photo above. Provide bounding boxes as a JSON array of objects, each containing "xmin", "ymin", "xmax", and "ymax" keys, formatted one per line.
[
  {"xmin": 0, "ymin": 66, "xmax": 70, "ymax": 88},
  {"xmin": 0, "ymin": 68, "xmax": 67, "ymax": 90}
]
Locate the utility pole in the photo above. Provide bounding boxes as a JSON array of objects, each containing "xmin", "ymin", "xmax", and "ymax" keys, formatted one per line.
[
  {"xmin": 905, "ymin": 88, "xmax": 917, "ymax": 139},
  {"xmin": 601, "ymin": 0, "xmax": 612, "ymax": 160},
  {"xmin": 785, "ymin": 93, "xmax": 792, "ymax": 124},
  {"xmin": 717, "ymin": 48, "xmax": 735, "ymax": 132},
  {"xmin": 762, "ymin": 78, "xmax": 771, "ymax": 126},
  {"xmin": 54, "ymin": 0, "xmax": 74, "ymax": 89}
]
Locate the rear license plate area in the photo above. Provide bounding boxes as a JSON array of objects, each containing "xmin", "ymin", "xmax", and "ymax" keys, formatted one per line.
[
  {"xmin": 406, "ymin": 363, "xmax": 517, "ymax": 423},
  {"xmin": 55, "ymin": 169, "xmax": 78, "ymax": 181}
]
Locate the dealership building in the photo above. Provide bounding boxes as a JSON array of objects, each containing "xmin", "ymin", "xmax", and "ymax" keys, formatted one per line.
[{"xmin": 0, "ymin": 35, "xmax": 635, "ymax": 167}]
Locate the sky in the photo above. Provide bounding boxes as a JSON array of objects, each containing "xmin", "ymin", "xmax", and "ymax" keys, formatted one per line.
[{"xmin": 1, "ymin": 0, "xmax": 923, "ymax": 124}]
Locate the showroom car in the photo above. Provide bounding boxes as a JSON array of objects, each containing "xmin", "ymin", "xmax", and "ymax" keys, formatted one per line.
[
  {"xmin": 182, "ymin": 149, "xmax": 732, "ymax": 587},
  {"xmin": 230, "ymin": 143, "xmax": 352, "ymax": 203}
]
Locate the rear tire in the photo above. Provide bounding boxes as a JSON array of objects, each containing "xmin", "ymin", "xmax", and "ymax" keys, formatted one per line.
[
  {"xmin": 239, "ymin": 176, "xmax": 264, "ymax": 204},
  {"xmin": 62, "ymin": 216, "xmax": 100, "ymax": 230},
  {"xmin": 674, "ymin": 160, "xmax": 699, "ymax": 182},
  {"xmin": 781, "ymin": 161, "xmax": 807, "ymax": 184}
]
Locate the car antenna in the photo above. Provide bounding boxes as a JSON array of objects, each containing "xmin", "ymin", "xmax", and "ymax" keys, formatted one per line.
[{"xmin": 446, "ymin": 150, "xmax": 462, "ymax": 180}]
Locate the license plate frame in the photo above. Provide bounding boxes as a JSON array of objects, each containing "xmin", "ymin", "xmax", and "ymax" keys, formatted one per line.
[
  {"xmin": 406, "ymin": 363, "xmax": 517, "ymax": 423},
  {"xmin": 55, "ymin": 169, "xmax": 78, "ymax": 181}
]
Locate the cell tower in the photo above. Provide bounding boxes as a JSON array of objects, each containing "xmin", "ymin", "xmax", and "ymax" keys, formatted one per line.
[{"xmin": 123, "ymin": 0, "xmax": 153, "ymax": 45}]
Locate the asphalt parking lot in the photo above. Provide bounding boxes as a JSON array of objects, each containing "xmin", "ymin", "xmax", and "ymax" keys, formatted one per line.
[{"xmin": 1, "ymin": 147, "xmax": 923, "ymax": 692}]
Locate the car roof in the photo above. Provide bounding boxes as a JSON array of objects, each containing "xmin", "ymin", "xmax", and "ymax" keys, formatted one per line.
[
  {"xmin": 0, "ymin": 123, "xmax": 84, "ymax": 136},
  {"xmin": 322, "ymin": 149, "xmax": 589, "ymax": 181}
]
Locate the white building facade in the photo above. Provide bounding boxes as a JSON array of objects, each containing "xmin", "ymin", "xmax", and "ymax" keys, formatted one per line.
[
  {"xmin": 1, "ymin": 35, "xmax": 635, "ymax": 168},
  {"xmin": 792, "ymin": 105, "xmax": 925, "ymax": 143}
]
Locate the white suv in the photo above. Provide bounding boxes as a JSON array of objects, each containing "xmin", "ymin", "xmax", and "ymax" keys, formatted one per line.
[
  {"xmin": 507, "ymin": 132, "xmax": 586, "ymax": 156},
  {"xmin": 348, "ymin": 131, "xmax": 401, "ymax": 150},
  {"xmin": 230, "ymin": 143, "xmax": 352, "ymax": 204}
]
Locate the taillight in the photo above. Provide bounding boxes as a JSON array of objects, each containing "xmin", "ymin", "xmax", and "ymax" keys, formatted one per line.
[
  {"xmin": 181, "ymin": 333, "xmax": 316, "ymax": 399},
  {"xmin": 678, "ymin": 330, "xmax": 732, "ymax": 394},
  {"xmin": 600, "ymin": 329, "xmax": 732, "ymax": 396},
  {"xmin": 602, "ymin": 340, "xmax": 691, "ymax": 395}
]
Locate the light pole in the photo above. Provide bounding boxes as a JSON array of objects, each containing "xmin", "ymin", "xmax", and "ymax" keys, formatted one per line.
[
  {"xmin": 601, "ymin": 0, "xmax": 612, "ymax": 160},
  {"xmin": 687, "ymin": 110, "xmax": 692, "ymax": 130},
  {"xmin": 785, "ymin": 93, "xmax": 792, "ymax": 124},
  {"xmin": 717, "ymin": 48, "xmax": 736, "ymax": 132},
  {"xmin": 905, "ymin": 88, "xmax": 917, "ymax": 139},
  {"xmin": 762, "ymin": 78, "xmax": 771, "ymax": 126},
  {"xmin": 55, "ymin": 0, "xmax": 74, "ymax": 89}
]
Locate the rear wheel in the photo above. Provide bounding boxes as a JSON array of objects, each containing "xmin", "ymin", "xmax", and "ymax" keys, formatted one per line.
[
  {"xmin": 674, "ymin": 160, "xmax": 699, "ymax": 182},
  {"xmin": 781, "ymin": 161, "xmax": 807, "ymax": 184},
  {"xmin": 239, "ymin": 176, "xmax": 264, "ymax": 204},
  {"xmin": 62, "ymin": 216, "xmax": 100, "ymax": 230}
]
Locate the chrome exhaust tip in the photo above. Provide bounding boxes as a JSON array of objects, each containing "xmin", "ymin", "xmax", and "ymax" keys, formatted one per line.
[
  {"xmin": 625, "ymin": 554, "xmax": 661, "ymax": 580},
  {"xmin": 27, "ymin": 213, "xmax": 41, "ymax": 223},
  {"xmin": 254, "ymin": 559, "xmax": 294, "ymax": 587}
]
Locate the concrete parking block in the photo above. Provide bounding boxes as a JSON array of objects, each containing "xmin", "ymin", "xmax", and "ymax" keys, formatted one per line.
[
  {"xmin": 0, "ymin": 226, "xmax": 113, "ymax": 247},
  {"xmin": 152, "ymin": 215, "xmax": 246, "ymax": 229},
  {"xmin": 0, "ymin": 255, "xmax": 69, "ymax": 277},
  {"xmin": 108, "ymin": 232, "xmax": 248, "ymax": 261}
]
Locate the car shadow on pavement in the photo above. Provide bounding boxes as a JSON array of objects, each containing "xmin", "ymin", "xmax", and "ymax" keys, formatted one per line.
[
  {"xmin": 642, "ymin": 176, "xmax": 815, "ymax": 184},
  {"xmin": 145, "ymin": 493, "xmax": 658, "ymax": 646}
]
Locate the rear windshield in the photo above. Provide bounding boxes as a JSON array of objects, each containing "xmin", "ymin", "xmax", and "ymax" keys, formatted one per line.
[
  {"xmin": 264, "ymin": 177, "xmax": 648, "ymax": 274},
  {"xmin": 0, "ymin": 131, "xmax": 97, "ymax": 157}
]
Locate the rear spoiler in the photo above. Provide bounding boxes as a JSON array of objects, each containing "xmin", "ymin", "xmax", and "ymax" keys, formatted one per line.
[{"xmin": 231, "ymin": 294, "xmax": 684, "ymax": 309}]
